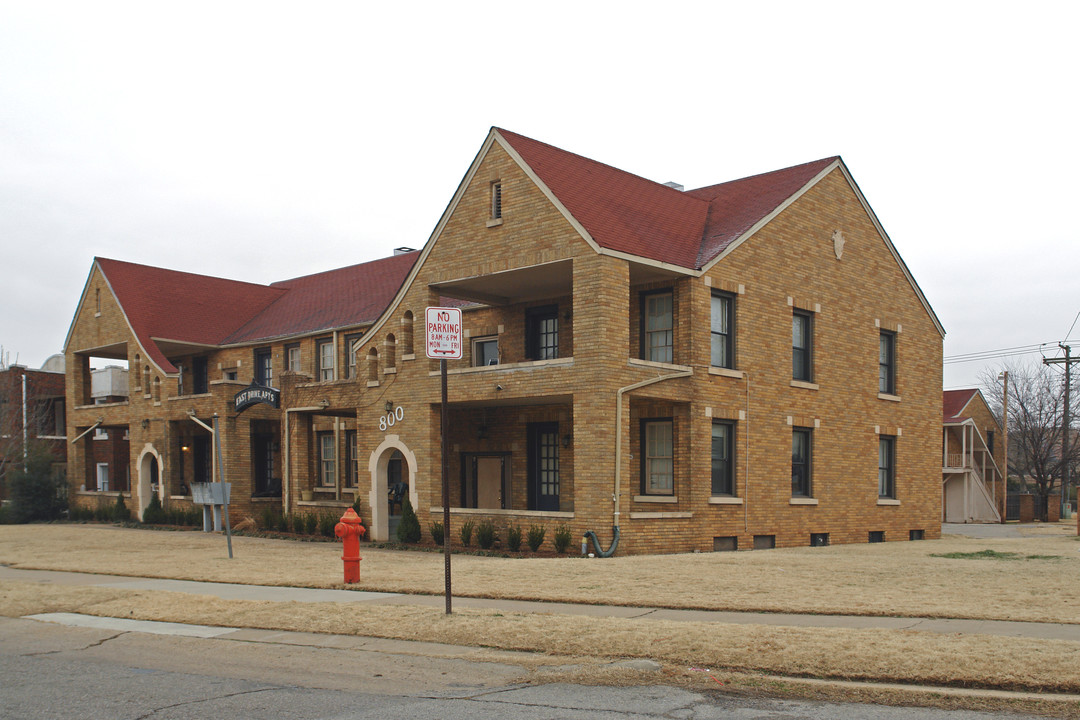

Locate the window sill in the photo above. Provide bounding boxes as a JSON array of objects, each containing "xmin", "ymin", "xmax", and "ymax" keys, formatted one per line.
[
  {"xmin": 877, "ymin": 498, "xmax": 901, "ymax": 506},
  {"xmin": 629, "ymin": 511, "xmax": 693, "ymax": 519},
  {"xmin": 297, "ymin": 499, "xmax": 351, "ymax": 508},
  {"xmin": 402, "ymin": 354, "xmax": 416, "ymax": 361},
  {"xmin": 628, "ymin": 358, "xmax": 693, "ymax": 372},
  {"xmin": 434, "ymin": 357, "xmax": 572, "ymax": 376},
  {"xmin": 708, "ymin": 367, "xmax": 744, "ymax": 379},
  {"xmin": 367, "ymin": 380, "xmax": 380, "ymax": 388},
  {"xmin": 633, "ymin": 495, "xmax": 677, "ymax": 503},
  {"xmin": 708, "ymin": 496, "xmax": 743, "ymax": 505},
  {"xmin": 431, "ymin": 507, "xmax": 574, "ymax": 519},
  {"xmin": 384, "ymin": 367, "xmax": 397, "ymax": 375},
  {"xmin": 486, "ymin": 218, "xmax": 503, "ymax": 228},
  {"xmin": 169, "ymin": 495, "xmax": 192, "ymax": 500},
  {"xmin": 790, "ymin": 497, "xmax": 819, "ymax": 505},
  {"xmin": 790, "ymin": 380, "xmax": 819, "ymax": 390},
  {"xmin": 878, "ymin": 393, "xmax": 901, "ymax": 402}
]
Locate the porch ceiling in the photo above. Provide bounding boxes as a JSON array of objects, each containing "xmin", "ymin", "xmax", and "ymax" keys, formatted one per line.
[{"xmin": 430, "ymin": 260, "xmax": 572, "ymax": 306}]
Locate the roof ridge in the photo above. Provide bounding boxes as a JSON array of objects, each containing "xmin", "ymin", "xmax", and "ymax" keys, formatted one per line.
[{"xmin": 495, "ymin": 128, "xmax": 704, "ymax": 200}]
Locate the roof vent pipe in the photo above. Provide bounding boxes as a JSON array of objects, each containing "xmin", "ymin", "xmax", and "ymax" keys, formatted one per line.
[{"xmin": 662, "ymin": 182, "xmax": 684, "ymax": 191}]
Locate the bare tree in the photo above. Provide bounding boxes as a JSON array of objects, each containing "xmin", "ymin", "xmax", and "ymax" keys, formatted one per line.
[{"xmin": 981, "ymin": 361, "xmax": 1080, "ymax": 521}]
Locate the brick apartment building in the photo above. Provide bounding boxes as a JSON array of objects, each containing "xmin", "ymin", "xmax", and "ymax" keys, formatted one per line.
[
  {"xmin": 65, "ymin": 128, "xmax": 944, "ymax": 553},
  {"xmin": 0, "ymin": 358, "xmax": 67, "ymax": 499}
]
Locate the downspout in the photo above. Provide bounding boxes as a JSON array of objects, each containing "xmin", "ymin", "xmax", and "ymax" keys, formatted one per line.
[
  {"xmin": 585, "ymin": 367, "xmax": 693, "ymax": 557},
  {"xmin": 744, "ymin": 371, "xmax": 750, "ymax": 532}
]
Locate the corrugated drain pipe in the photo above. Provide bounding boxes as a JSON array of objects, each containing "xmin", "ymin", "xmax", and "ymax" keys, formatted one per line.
[{"xmin": 585, "ymin": 367, "xmax": 693, "ymax": 557}]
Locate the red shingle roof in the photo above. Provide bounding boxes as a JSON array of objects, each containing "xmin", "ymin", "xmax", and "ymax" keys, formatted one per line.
[
  {"xmin": 95, "ymin": 252, "xmax": 418, "ymax": 373},
  {"xmin": 943, "ymin": 389, "xmax": 978, "ymax": 423},
  {"xmin": 224, "ymin": 253, "xmax": 419, "ymax": 343},
  {"xmin": 497, "ymin": 129, "xmax": 838, "ymax": 270}
]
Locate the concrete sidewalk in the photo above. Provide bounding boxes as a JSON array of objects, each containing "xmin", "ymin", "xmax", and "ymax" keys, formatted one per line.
[{"xmin": 4, "ymin": 565, "xmax": 1079, "ymax": 642}]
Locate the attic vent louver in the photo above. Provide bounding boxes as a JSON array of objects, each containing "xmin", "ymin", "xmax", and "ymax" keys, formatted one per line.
[{"xmin": 662, "ymin": 181, "xmax": 684, "ymax": 191}]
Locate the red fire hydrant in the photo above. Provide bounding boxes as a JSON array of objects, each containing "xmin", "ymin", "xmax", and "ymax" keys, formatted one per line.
[{"xmin": 334, "ymin": 508, "xmax": 366, "ymax": 583}]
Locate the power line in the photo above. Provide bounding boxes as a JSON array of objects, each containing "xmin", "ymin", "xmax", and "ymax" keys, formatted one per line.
[{"xmin": 943, "ymin": 343, "xmax": 1050, "ymax": 365}]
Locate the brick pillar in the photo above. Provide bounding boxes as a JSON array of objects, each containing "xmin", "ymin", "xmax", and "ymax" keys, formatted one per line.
[{"xmin": 571, "ymin": 254, "xmax": 629, "ymax": 534}]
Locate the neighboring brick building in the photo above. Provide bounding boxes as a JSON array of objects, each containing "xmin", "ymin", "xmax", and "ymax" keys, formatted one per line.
[
  {"xmin": 0, "ymin": 358, "xmax": 67, "ymax": 499},
  {"xmin": 64, "ymin": 128, "xmax": 945, "ymax": 553},
  {"xmin": 942, "ymin": 389, "xmax": 1005, "ymax": 523}
]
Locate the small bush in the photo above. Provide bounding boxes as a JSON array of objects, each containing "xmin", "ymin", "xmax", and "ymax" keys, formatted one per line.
[
  {"xmin": 459, "ymin": 519, "xmax": 475, "ymax": 547},
  {"xmin": 476, "ymin": 519, "xmax": 498, "ymax": 549},
  {"xmin": 352, "ymin": 495, "xmax": 364, "ymax": 518},
  {"xmin": 397, "ymin": 496, "xmax": 421, "ymax": 543},
  {"xmin": 319, "ymin": 513, "xmax": 337, "ymax": 538},
  {"xmin": 292, "ymin": 512, "xmax": 306, "ymax": 534},
  {"xmin": 429, "ymin": 521, "xmax": 445, "ymax": 545},
  {"xmin": 507, "ymin": 524, "xmax": 523, "ymax": 552},
  {"xmin": 186, "ymin": 508, "xmax": 202, "ymax": 526},
  {"xmin": 275, "ymin": 512, "xmax": 291, "ymax": 533},
  {"xmin": 141, "ymin": 494, "xmax": 166, "ymax": 524},
  {"xmin": 94, "ymin": 504, "xmax": 110, "ymax": 522},
  {"xmin": 259, "ymin": 506, "xmax": 277, "ymax": 530},
  {"xmin": 526, "ymin": 525, "xmax": 546, "ymax": 552},
  {"xmin": 7, "ymin": 446, "xmax": 67, "ymax": 523},
  {"xmin": 304, "ymin": 513, "xmax": 318, "ymax": 535},
  {"xmin": 553, "ymin": 523, "xmax": 572, "ymax": 554},
  {"xmin": 0, "ymin": 505, "xmax": 10, "ymax": 524},
  {"xmin": 112, "ymin": 494, "xmax": 130, "ymax": 522}
]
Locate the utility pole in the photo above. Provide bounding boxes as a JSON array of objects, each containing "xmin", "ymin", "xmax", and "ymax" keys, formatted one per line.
[
  {"xmin": 1044, "ymin": 344, "xmax": 1074, "ymax": 522},
  {"xmin": 999, "ymin": 370, "xmax": 1008, "ymax": 523}
]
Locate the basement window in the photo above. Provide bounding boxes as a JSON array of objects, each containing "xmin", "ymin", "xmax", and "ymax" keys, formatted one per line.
[
  {"xmin": 713, "ymin": 536, "xmax": 738, "ymax": 552},
  {"xmin": 909, "ymin": 529, "xmax": 925, "ymax": 541},
  {"xmin": 810, "ymin": 533, "xmax": 830, "ymax": 547},
  {"xmin": 753, "ymin": 535, "xmax": 775, "ymax": 550},
  {"xmin": 869, "ymin": 531, "xmax": 885, "ymax": 543}
]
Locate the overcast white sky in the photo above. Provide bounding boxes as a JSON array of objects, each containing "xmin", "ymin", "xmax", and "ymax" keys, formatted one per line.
[{"xmin": 1, "ymin": 1, "xmax": 1076, "ymax": 390}]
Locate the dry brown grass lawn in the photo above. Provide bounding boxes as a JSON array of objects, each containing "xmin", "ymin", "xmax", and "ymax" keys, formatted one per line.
[
  {"xmin": 3, "ymin": 579, "xmax": 1080, "ymax": 697},
  {"xmin": 2, "ymin": 523, "xmax": 1078, "ymax": 623}
]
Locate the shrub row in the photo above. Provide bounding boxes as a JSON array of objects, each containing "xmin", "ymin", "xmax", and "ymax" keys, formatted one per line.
[
  {"xmin": 420, "ymin": 518, "xmax": 574, "ymax": 554},
  {"xmin": 258, "ymin": 505, "xmax": 338, "ymax": 538}
]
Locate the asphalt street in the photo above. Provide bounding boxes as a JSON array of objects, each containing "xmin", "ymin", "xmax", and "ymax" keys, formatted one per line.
[{"xmin": 0, "ymin": 616, "xmax": 1052, "ymax": 720}]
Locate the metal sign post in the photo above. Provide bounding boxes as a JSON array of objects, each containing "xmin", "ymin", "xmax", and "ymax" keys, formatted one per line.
[{"xmin": 426, "ymin": 307, "xmax": 462, "ymax": 614}]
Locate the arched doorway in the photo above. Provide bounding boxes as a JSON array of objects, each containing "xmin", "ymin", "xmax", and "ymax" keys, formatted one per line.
[
  {"xmin": 367, "ymin": 435, "xmax": 418, "ymax": 542},
  {"xmin": 137, "ymin": 444, "xmax": 162, "ymax": 521}
]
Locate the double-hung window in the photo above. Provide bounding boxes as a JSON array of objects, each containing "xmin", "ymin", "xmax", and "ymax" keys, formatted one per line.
[
  {"xmin": 710, "ymin": 291, "xmax": 734, "ymax": 369},
  {"xmin": 792, "ymin": 311, "xmax": 813, "ymax": 382},
  {"xmin": 345, "ymin": 334, "xmax": 362, "ymax": 379},
  {"xmin": 879, "ymin": 331, "xmax": 896, "ymax": 394},
  {"xmin": 791, "ymin": 427, "xmax": 812, "ymax": 497},
  {"xmin": 641, "ymin": 419, "xmax": 674, "ymax": 495},
  {"xmin": 879, "ymin": 436, "xmax": 896, "ymax": 499},
  {"xmin": 318, "ymin": 432, "xmax": 336, "ymax": 487},
  {"xmin": 317, "ymin": 339, "xmax": 334, "ymax": 381},
  {"xmin": 643, "ymin": 291, "xmax": 673, "ymax": 363},
  {"xmin": 286, "ymin": 344, "xmax": 301, "ymax": 373},
  {"xmin": 525, "ymin": 305, "xmax": 559, "ymax": 361},
  {"xmin": 711, "ymin": 420, "xmax": 735, "ymax": 495}
]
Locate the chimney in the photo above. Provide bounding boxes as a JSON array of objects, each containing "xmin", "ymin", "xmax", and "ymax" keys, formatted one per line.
[{"xmin": 393, "ymin": 247, "xmax": 417, "ymax": 255}]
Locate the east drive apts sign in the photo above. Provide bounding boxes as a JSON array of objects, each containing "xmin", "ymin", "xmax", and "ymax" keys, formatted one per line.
[{"xmin": 426, "ymin": 307, "xmax": 462, "ymax": 359}]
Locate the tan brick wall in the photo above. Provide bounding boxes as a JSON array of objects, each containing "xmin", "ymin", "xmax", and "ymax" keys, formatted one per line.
[{"xmin": 340, "ymin": 147, "xmax": 943, "ymax": 553}]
